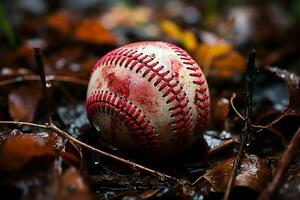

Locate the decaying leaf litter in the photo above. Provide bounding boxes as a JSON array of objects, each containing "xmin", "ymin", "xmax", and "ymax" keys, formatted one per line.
[{"xmin": 0, "ymin": 1, "xmax": 300, "ymax": 200}]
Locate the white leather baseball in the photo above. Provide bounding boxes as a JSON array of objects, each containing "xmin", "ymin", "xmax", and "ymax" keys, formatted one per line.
[{"xmin": 86, "ymin": 41, "xmax": 209, "ymax": 159}]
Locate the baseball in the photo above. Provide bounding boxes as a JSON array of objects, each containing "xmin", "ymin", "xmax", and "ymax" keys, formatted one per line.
[{"xmin": 86, "ymin": 41, "xmax": 210, "ymax": 160}]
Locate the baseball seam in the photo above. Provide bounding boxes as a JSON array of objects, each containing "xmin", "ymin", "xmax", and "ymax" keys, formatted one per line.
[
  {"xmin": 165, "ymin": 42, "xmax": 210, "ymax": 131},
  {"xmin": 86, "ymin": 90, "xmax": 160, "ymax": 148},
  {"xmin": 91, "ymin": 47, "xmax": 193, "ymax": 140}
]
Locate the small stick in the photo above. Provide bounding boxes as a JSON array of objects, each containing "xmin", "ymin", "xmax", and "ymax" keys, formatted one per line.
[
  {"xmin": 258, "ymin": 127, "xmax": 300, "ymax": 200},
  {"xmin": 0, "ymin": 120, "xmax": 178, "ymax": 182},
  {"xmin": 34, "ymin": 48, "xmax": 52, "ymax": 124},
  {"xmin": 0, "ymin": 74, "xmax": 88, "ymax": 87},
  {"xmin": 223, "ymin": 49, "xmax": 256, "ymax": 200},
  {"xmin": 230, "ymin": 93, "xmax": 286, "ymax": 142},
  {"xmin": 208, "ymin": 139, "xmax": 237, "ymax": 156}
]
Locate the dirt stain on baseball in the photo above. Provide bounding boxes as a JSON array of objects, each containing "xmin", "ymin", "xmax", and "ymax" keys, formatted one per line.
[
  {"xmin": 105, "ymin": 72, "xmax": 131, "ymax": 97},
  {"xmin": 170, "ymin": 59, "xmax": 183, "ymax": 78}
]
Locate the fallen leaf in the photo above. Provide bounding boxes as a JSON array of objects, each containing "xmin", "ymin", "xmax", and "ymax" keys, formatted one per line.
[
  {"xmin": 56, "ymin": 167, "xmax": 91, "ymax": 200},
  {"xmin": 211, "ymin": 97, "xmax": 230, "ymax": 129},
  {"xmin": 181, "ymin": 30, "xmax": 198, "ymax": 51},
  {"xmin": 160, "ymin": 20, "xmax": 182, "ymax": 41},
  {"xmin": 8, "ymin": 84, "xmax": 42, "ymax": 122},
  {"xmin": 196, "ymin": 42, "xmax": 246, "ymax": 78},
  {"xmin": 160, "ymin": 19, "xmax": 198, "ymax": 51},
  {"xmin": 100, "ymin": 4, "xmax": 153, "ymax": 29},
  {"xmin": 0, "ymin": 131, "xmax": 56, "ymax": 172},
  {"xmin": 74, "ymin": 17, "xmax": 117, "ymax": 45},
  {"xmin": 46, "ymin": 10, "xmax": 72, "ymax": 35},
  {"xmin": 195, "ymin": 154, "xmax": 270, "ymax": 193},
  {"xmin": 255, "ymin": 67, "xmax": 300, "ymax": 140},
  {"xmin": 266, "ymin": 66, "xmax": 300, "ymax": 115}
]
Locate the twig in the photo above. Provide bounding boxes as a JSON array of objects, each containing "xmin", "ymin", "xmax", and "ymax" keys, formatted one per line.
[
  {"xmin": 0, "ymin": 120, "xmax": 178, "ymax": 182},
  {"xmin": 34, "ymin": 48, "xmax": 53, "ymax": 123},
  {"xmin": 223, "ymin": 49, "xmax": 256, "ymax": 200},
  {"xmin": 208, "ymin": 139, "xmax": 237, "ymax": 156},
  {"xmin": 258, "ymin": 127, "xmax": 300, "ymax": 200},
  {"xmin": 0, "ymin": 74, "xmax": 88, "ymax": 87},
  {"xmin": 230, "ymin": 93, "xmax": 286, "ymax": 142},
  {"xmin": 230, "ymin": 94, "xmax": 272, "ymax": 129}
]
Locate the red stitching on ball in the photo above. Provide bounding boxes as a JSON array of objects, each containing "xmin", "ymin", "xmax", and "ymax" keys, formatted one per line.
[
  {"xmin": 164, "ymin": 42, "xmax": 210, "ymax": 131},
  {"xmin": 91, "ymin": 46, "xmax": 193, "ymax": 140},
  {"xmin": 86, "ymin": 91, "xmax": 159, "ymax": 149}
]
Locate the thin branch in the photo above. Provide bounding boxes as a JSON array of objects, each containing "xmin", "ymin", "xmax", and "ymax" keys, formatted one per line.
[
  {"xmin": 223, "ymin": 49, "xmax": 256, "ymax": 200},
  {"xmin": 0, "ymin": 74, "xmax": 88, "ymax": 87},
  {"xmin": 208, "ymin": 139, "xmax": 237, "ymax": 156},
  {"xmin": 0, "ymin": 120, "xmax": 178, "ymax": 182},
  {"xmin": 230, "ymin": 94, "xmax": 286, "ymax": 142},
  {"xmin": 34, "ymin": 48, "xmax": 52, "ymax": 124},
  {"xmin": 258, "ymin": 127, "xmax": 300, "ymax": 200},
  {"xmin": 230, "ymin": 94, "xmax": 269, "ymax": 129}
]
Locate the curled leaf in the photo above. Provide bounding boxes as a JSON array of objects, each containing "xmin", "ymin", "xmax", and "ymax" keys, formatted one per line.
[
  {"xmin": 195, "ymin": 154, "xmax": 270, "ymax": 194},
  {"xmin": 266, "ymin": 66, "xmax": 300, "ymax": 114}
]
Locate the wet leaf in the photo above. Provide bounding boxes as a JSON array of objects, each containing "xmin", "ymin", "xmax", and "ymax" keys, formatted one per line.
[
  {"xmin": 0, "ymin": 130, "xmax": 57, "ymax": 172},
  {"xmin": 8, "ymin": 84, "xmax": 42, "ymax": 122},
  {"xmin": 74, "ymin": 17, "xmax": 117, "ymax": 45},
  {"xmin": 195, "ymin": 154, "xmax": 270, "ymax": 193},
  {"xmin": 266, "ymin": 66, "xmax": 300, "ymax": 115}
]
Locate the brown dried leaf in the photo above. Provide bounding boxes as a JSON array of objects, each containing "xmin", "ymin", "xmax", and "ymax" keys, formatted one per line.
[
  {"xmin": 8, "ymin": 84, "xmax": 42, "ymax": 122},
  {"xmin": 211, "ymin": 97, "xmax": 230, "ymax": 129},
  {"xmin": 74, "ymin": 17, "xmax": 117, "ymax": 45},
  {"xmin": 196, "ymin": 154, "xmax": 270, "ymax": 193},
  {"xmin": 56, "ymin": 167, "xmax": 91, "ymax": 200},
  {"xmin": 0, "ymin": 131, "xmax": 56, "ymax": 172},
  {"xmin": 46, "ymin": 10, "xmax": 72, "ymax": 35}
]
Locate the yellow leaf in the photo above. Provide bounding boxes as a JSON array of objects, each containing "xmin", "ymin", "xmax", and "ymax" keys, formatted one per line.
[
  {"xmin": 160, "ymin": 20, "xmax": 182, "ymax": 41},
  {"xmin": 196, "ymin": 42, "xmax": 245, "ymax": 79},
  {"xmin": 181, "ymin": 30, "xmax": 198, "ymax": 51}
]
